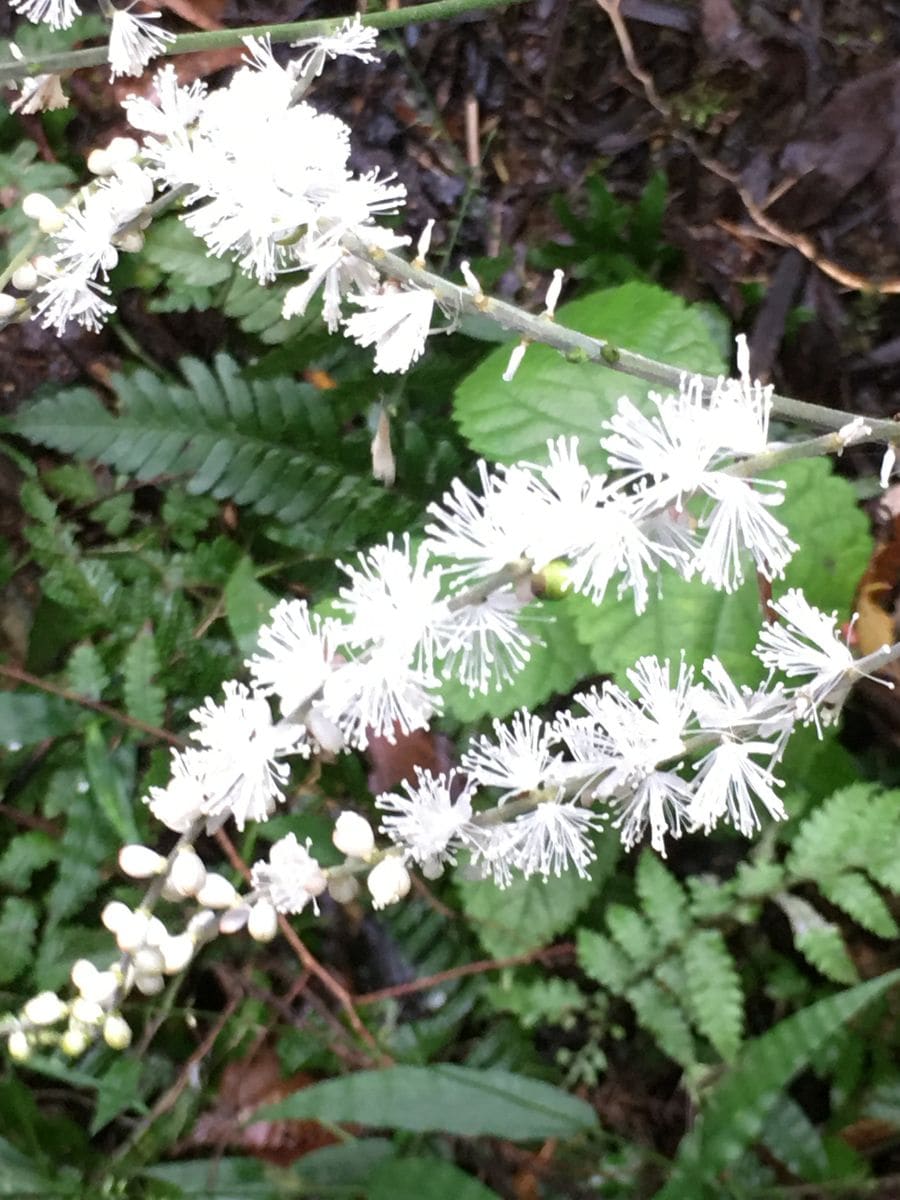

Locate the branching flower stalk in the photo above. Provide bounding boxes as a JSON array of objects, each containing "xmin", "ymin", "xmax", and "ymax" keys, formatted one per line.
[{"xmin": 3, "ymin": 16, "xmax": 899, "ymax": 1062}]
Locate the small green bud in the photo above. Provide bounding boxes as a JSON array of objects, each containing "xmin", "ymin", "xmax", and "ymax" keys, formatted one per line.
[{"xmin": 533, "ymin": 559, "xmax": 572, "ymax": 601}]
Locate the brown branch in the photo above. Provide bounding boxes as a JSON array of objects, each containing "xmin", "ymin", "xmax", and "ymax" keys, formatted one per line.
[
  {"xmin": 354, "ymin": 942, "xmax": 575, "ymax": 1005},
  {"xmin": 0, "ymin": 661, "xmax": 186, "ymax": 747}
]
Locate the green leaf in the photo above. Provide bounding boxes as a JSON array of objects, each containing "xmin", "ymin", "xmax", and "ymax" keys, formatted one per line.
[
  {"xmin": 140, "ymin": 1158, "xmax": 272, "ymax": 1200},
  {"xmin": 458, "ymin": 836, "xmax": 615, "ymax": 957},
  {"xmin": 0, "ymin": 692, "xmax": 82, "ymax": 748},
  {"xmin": 605, "ymin": 904, "xmax": 658, "ymax": 966},
  {"xmin": 453, "ymin": 282, "xmax": 725, "ymax": 470},
  {"xmin": 296, "ymin": 1139, "xmax": 396, "ymax": 1188},
  {"xmin": 576, "ymin": 928, "xmax": 634, "ymax": 993},
  {"xmin": 786, "ymin": 785, "xmax": 900, "ymax": 884},
  {"xmin": 774, "ymin": 893, "xmax": 859, "ymax": 985},
  {"xmin": 758, "ymin": 1094, "xmax": 829, "ymax": 1182},
  {"xmin": 90, "ymin": 1058, "xmax": 145, "ymax": 1135},
  {"xmin": 83, "ymin": 722, "xmax": 140, "ymax": 844},
  {"xmin": 224, "ymin": 557, "xmax": 277, "ymax": 659},
  {"xmin": 626, "ymin": 978, "xmax": 697, "ymax": 1068},
  {"xmin": 260, "ymin": 1064, "xmax": 597, "ymax": 1139},
  {"xmin": 0, "ymin": 832, "xmax": 59, "ymax": 892},
  {"xmin": 654, "ymin": 970, "xmax": 900, "ymax": 1199},
  {"xmin": 142, "ymin": 217, "xmax": 233, "ymax": 288},
  {"xmin": 0, "ymin": 898, "xmax": 38, "ymax": 984},
  {"xmin": 11, "ymin": 355, "xmax": 418, "ymax": 554},
  {"xmin": 67, "ymin": 643, "xmax": 108, "ymax": 700},
  {"xmin": 367, "ymin": 1156, "xmax": 502, "ymax": 1200},
  {"xmin": 439, "ymin": 594, "xmax": 590, "ymax": 721},
  {"xmin": 486, "ymin": 977, "xmax": 585, "ymax": 1029},
  {"xmin": 0, "ymin": 1136, "xmax": 78, "ymax": 1198},
  {"xmin": 819, "ymin": 871, "xmax": 898, "ymax": 939},
  {"xmin": 122, "ymin": 629, "xmax": 165, "ymax": 729},
  {"xmin": 636, "ymin": 851, "xmax": 690, "ymax": 945},
  {"xmin": 682, "ymin": 929, "xmax": 744, "ymax": 1061}
]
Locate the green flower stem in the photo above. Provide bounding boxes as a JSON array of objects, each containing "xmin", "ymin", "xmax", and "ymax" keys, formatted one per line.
[
  {"xmin": 0, "ymin": 0, "xmax": 532, "ymax": 85},
  {"xmin": 342, "ymin": 232, "xmax": 900, "ymax": 446}
]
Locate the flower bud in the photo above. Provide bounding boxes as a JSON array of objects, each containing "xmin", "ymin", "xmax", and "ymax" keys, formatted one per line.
[
  {"xmin": 327, "ymin": 874, "xmax": 360, "ymax": 903},
  {"xmin": 159, "ymin": 933, "xmax": 194, "ymax": 974},
  {"xmin": 38, "ymin": 209, "xmax": 65, "ymax": 234},
  {"xmin": 169, "ymin": 850, "xmax": 207, "ymax": 899},
  {"xmin": 11, "ymin": 264, "xmax": 37, "ymax": 292},
  {"xmin": 7, "ymin": 1030, "xmax": 30, "ymax": 1062},
  {"xmin": 71, "ymin": 997, "xmax": 104, "ymax": 1027},
  {"xmin": 22, "ymin": 192, "xmax": 57, "ymax": 221},
  {"xmin": 367, "ymin": 857, "xmax": 411, "ymax": 910},
  {"xmin": 0, "ymin": 293, "xmax": 17, "ymax": 319},
  {"xmin": 24, "ymin": 991, "xmax": 67, "ymax": 1027},
  {"xmin": 333, "ymin": 812, "xmax": 375, "ymax": 860},
  {"xmin": 134, "ymin": 972, "xmax": 164, "ymax": 996},
  {"xmin": 116, "ymin": 230, "xmax": 144, "ymax": 253},
  {"xmin": 218, "ymin": 905, "xmax": 250, "ymax": 935},
  {"xmin": 247, "ymin": 900, "xmax": 278, "ymax": 943},
  {"xmin": 86, "ymin": 148, "xmax": 112, "ymax": 176},
  {"xmin": 103, "ymin": 1014, "xmax": 132, "ymax": 1050},
  {"xmin": 116, "ymin": 911, "xmax": 150, "ymax": 954},
  {"xmin": 81, "ymin": 970, "xmax": 119, "ymax": 1009},
  {"xmin": 133, "ymin": 946, "xmax": 164, "ymax": 977},
  {"xmin": 187, "ymin": 910, "xmax": 218, "ymax": 943},
  {"xmin": 307, "ymin": 707, "xmax": 344, "ymax": 754},
  {"xmin": 119, "ymin": 844, "xmax": 166, "ymax": 879},
  {"xmin": 71, "ymin": 959, "xmax": 98, "ymax": 995},
  {"xmin": 196, "ymin": 873, "xmax": 239, "ymax": 909},
  {"xmin": 102, "ymin": 901, "xmax": 132, "ymax": 934},
  {"xmin": 61, "ymin": 1026, "xmax": 89, "ymax": 1057}
]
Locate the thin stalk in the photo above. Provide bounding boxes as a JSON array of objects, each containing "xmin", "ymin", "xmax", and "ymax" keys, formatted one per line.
[{"xmin": 0, "ymin": 0, "xmax": 532, "ymax": 85}]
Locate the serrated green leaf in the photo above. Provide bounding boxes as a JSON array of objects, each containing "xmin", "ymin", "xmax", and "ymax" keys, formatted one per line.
[
  {"xmin": 439, "ymin": 594, "xmax": 589, "ymax": 721},
  {"xmin": 0, "ymin": 832, "xmax": 59, "ymax": 892},
  {"xmin": 682, "ymin": 929, "xmax": 743, "ymax": 1061},
  {"xmin": 459, "ymin": 859, "xmax": 604, "ymax": 958},
  {"xmin": 0, "ymin": 898, "xmax": 38, "ymax": 984},
  {"xmin": 260, "ymin": 1064, "xmax": 597, "ymax": 1139},
  {"xmin": 627, "ymin": 978, "xmax": 697, "ymax": 1068},
  {"xmin": 224, "ymin": 557, "xmax": 277, "ymax": 659},
  {"xmin": 759, "ymin": 1093, "xmax": 829, "ymax": 1182},
  {"xmin": 122, "ymin": 630, "xmax": 165, "ymax": 729},
  {"xmin": 142, "ymin": 217, "xmax": 233, "ymax": 288},
  {"xmin": 786, "ymin": 785, "xmax": 900, "ymax": 883},
  {"xmin": 775, "ymin": 893, "xmax": 859, "ymax": 984},
  {"xmin": 819, "ymin": 871, "xmax": 897, "ymax": 939},
  {"xmin": 606, "ymin": 904, "xmax": 658, "ymax": 966},
  {"xmin": 367, "ymin": 1156, "xmax": 502, "ymax": 1200},
  {"xmin": 0, "ymin": 692, "xmax": 82, "ymax": 748},
  {"xmin": 486, "ymin": 976, "xmax": 585, "ymax": 1029},
  {"xmin": 655, "ymin": 970, "xmax": 900, "ymax": 1199},
  {"xmin": 636, "ymin": 851, "xmax": 690, "ymax": 945},
  {"xmin": 576, "ymin": 928, "xmax": 634, "ymax": 993},
  {"xmin": 66, "ymin": 643, "xmax": 109, "ymax": 700},
  {"xmin": 454, "ymin": 282, "xmax": 725, "ymax": 470}
]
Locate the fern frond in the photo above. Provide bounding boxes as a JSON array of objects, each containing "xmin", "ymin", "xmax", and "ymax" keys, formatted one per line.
[
  {"xmin": 775, "ymin": 893, "xmax": 859, "ymax": 984},
  {"xmin": 576, "ymin": 929, "xmax": 633, "ymax": 993},
  {"xmin": 627, "ymin": 978, "xmax": 697, "ymax": 1069},
  {"xmin": 605, "ymin": 904, "xmax": 659, "ymax": 967},
  {"xmin": 636, "ymin": 851, "xmax": 690, "ymax": 945},
  {"xmin": 819, "ymin": 872, "xmax": 898, "ymax": 939},
  {"xmin": 122, "ymin": 630, "xmax": 166, "ymax": 730},
  {"xmin": 682, "ymin": 929, "xmax": 744, "ymax": 1062}
]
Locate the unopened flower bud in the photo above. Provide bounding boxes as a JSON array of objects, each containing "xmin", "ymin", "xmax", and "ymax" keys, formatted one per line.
[
  {"xmin": 103, "ymin": 1014, "xmax": 132, "ymax": 1050},
  {"xmin": 0, "ymin": 293, "xmax": 18, "ymax": 319},
  {"xmin": 532, "ymin": 559, "xmax": 572, "ymax": 601},
  {"xmin": 38, "ymin": 209, "xmax": 65, "ymax": 234},
  {"xmin": 370, "ymin": 407, "xmax": 395, "ymax": 487},
  {"xmin": 116, "ymin": 911, "xmax": 150, "ymax": 954},
  {"xmin": 24, "ymin": 991, "xmax": 67, "ymax": 1027},
  {"xmin": 82, "ymin": 970, "xmax": 119, "ymax": 1009},
  {"xmin": 543, "ymin": 268, "xmax": 564, "ymax": 317},
  {"xmin": 7, "ymin": 1030, "xmax": 30, "ymax": 1062},
  {"xmin": 333, "ymin": 812, "xmax": 375, "ymax": 860},
  {"xmin": 367, "ymin": 857, "xmax": 411, "ymax": 910},
  {"xmin": 71, "ymin": 997, "xmax": 104, "ymax": 1027},
  {"xmin": 11, "ymin": 264, "xmax": 38, "ymax": 292},
  {"xmin": 218, "ymin": 905, "xmax": 250, "ymax": 934},
  {"xmin": 421, "ymin": 855, "xmax": 445, "ymax": 880},
  {"xmin": 119, "ymin": 844, "xmax": 166, "ymax": 879},
  {"xmin": 327, "ymin": 874, "xmax": 360, "ymax": 903},
  {"xmin": 247, "ymin": 900, "xmax": 278, "ymax": 943},
  {"xmin": 61, "ymin": 1026, "xmax": 89, "ymax": 1057},
  {"xmin": 71, "ymin": 959, "xmax": 98, "ymax": 994},
  {"xmin": 187, "ymin": 910, "xmax": 218, "ymax": 943},
  {"xmin": 196, "ymin": 873, "xmax": 239, "ymax": 910},
  {"xmin": 159, "ymin": 933, "xmax": 194, "ymax": 974},
  {"xmin": 307, "ymin": 707, "xmax": 344, "ymax": 755},
  {"xmin": 102, "ymin": 901, "xmax": 132, "ymax": 934},
  {"xmin": 502, "ymin": 341, "xmax": 528, "ymax": 383},
  {"xmin": 22, "ymin": 192, "xmax": 57, "ymax": 221},
  {"xmin": 144, "ymin": 915, "xmax": 168, "ymax": 947},
  {"xmin": 87, "ymin": 148, "xmax": 113, "ymax": 176},
  {"xmin": 134, "ymin": 972, "xmax": 164, "ymax": 996},
  {"xmin": 133, "ymin": 947, "xmax": 164, "ymax": 977},
  {"xmin": 169, "ymin": 850, "xmax": 207, "ymax": 899},
  {"xmin": 117, "ymin": 230, "xmax": 145, "ymax": 253}
]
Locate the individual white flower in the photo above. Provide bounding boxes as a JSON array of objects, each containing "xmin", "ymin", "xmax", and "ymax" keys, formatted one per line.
[
  {"xmin": 188, "ymin": 682, "xmax": 308, "ymax": 830},
  {"xmin": 438, "ymin": 589, "xmax": 533, "ymax": 695},
  {"xmin": 691, "ymin": 655, "xmax": 794, "ymax": 747},
  {"xmin": 336, "ymin": 534, "xmax": 448, "ymax": 673},
  {"xmin": 691, "ymin": 739, "xmax": 785, "ymax": 837},
  {"xmin": 696, "ymin": 473, "xmax": 796, "ymax": 592},
  {"xmin": 250, "ymin": 833, "xmax": 327, "ymax": 914},
  {"xmin": 292, "ymin": 15, "xmax": 379, "ymax": 78},
  {"xmin": 319, "ymin": 649, "xmax": 438, "ymax": 749},
  {"xmin": 503, "ymin": 799, "xmax": 603, "ymax": 880},
  {"xmin": 424, "ymin": 462, "xmax": 540, "ymax": 585},
  {"xmin": 107, "ymin": 7, "xmax": 176, "ymax": 81},
  {"xmin": 247, "ymin": 599, "xmax": 343, "ymax": 716},
  {"xmin": 521, "ymin": 437, "xmax": 611, "ymax": 569},
  {"xmin": 343, "ymin": 285, "xmax": 435, "ymax": 373},
  {"xmin": 32, "ymin": 267, "xmax": 115, "ymax": 335},
  {"xmin": 755, "ymin": 589, "xmax": 857, "ymax": 729},
  {"xmin": 10, "ymin": 0, "xmax": 80, "ymax": 30},
  {"xmin": 145, "ymin": 747, "xmax": 207, "ymax": 832},
  {"xmin": 376, "ymin": 768, "xmax": 476, "ymax": 866},
  {"xmin": 9, "ymin": 48, "xmax": 67, "ymax": 113},
  {"xmin": 705, "ymin": 335, "xmax": 773, "ymax": 457},
  {"xmin": 462, "ymin": 710, "xmax": 560, "ymax": 802}
]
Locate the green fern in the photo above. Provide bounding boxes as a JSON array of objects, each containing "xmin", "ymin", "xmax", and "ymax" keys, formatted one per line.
[
  {"xmin": 11, "ymin": 355, "xmax": 419, "ymax": 554},
  {"xmin": 636, "ymin": 851, "xmax": 690, "ymax": 946},
  {"xmin": 122, "ymin": 631, "xmax": 166, "ymax": 730},
  {"xmin": 819, "ymin": 871, "xmax": 898, "ymax": 939},
  {"xmin": 655, "ymin": 969, "xmax": 900, "ymax": 1199},
  {"xmin": 682, "ymin": 929, "xmax": 744, "ymax": 1062}
]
